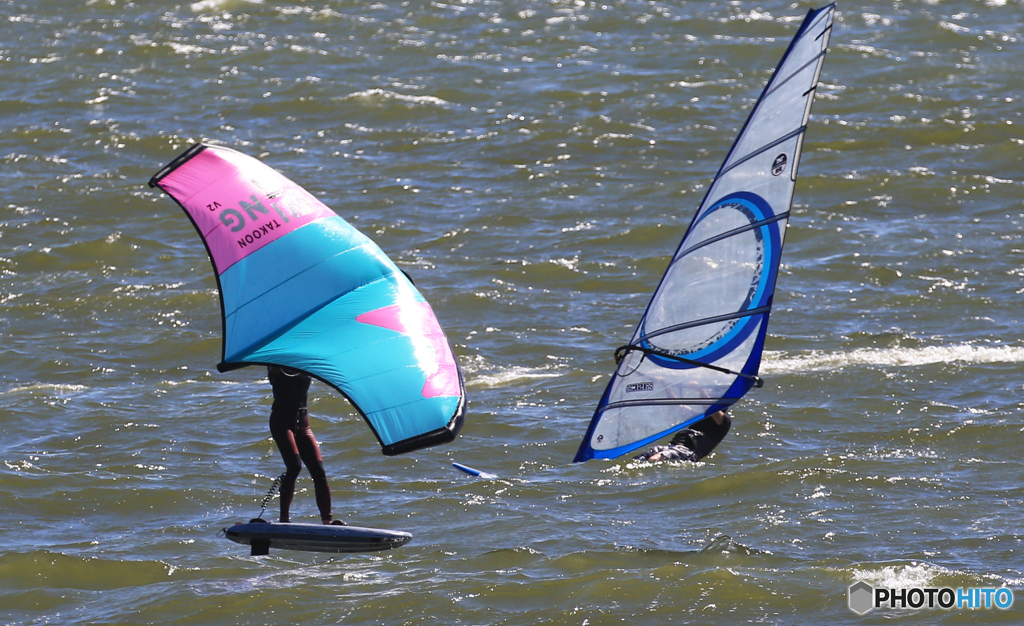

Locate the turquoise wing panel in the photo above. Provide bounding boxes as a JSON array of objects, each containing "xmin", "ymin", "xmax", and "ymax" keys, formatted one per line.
[{"xmin": 241, "ymin": 278, "xmax": 464, "ymax": 447}]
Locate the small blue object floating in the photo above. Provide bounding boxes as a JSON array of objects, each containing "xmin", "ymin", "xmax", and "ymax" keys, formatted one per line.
[{"xmin": 452, "ymin": 462, "xmax": 497, "ymax": 480}]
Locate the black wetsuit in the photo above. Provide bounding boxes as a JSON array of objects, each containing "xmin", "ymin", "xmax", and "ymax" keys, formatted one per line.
[
  {"xmin": 268, "ymin": 366, "xmax": 332, "ymax": 523},
  {"xmin": 635, "ymin": 411, "xmax": 733, "ymax": 462}
]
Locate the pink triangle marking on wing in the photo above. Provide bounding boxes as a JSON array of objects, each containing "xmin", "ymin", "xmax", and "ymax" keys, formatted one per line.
[{"xmin": 356, "ymin": 302, "xmax": 461, "ymax": 399}]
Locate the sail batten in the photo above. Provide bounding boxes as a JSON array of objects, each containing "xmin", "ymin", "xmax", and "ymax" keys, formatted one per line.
[
  {"xmin": 151, "ymin": 144, "xmax": 466, "ymax": 456},
  {"xmin": 717, "ymin": 127, "xmax": 806, "ymax": 179},
  {"xmin": 574, "ymin": 4, "xmax": 835, "ymax": 463},
  {"xmin": 635, "ymin": 305, "xmax": 772, "ymax": 344},
  {"xmin": 675, "ymin": 212, "xmax": 790, "ymax": 262}
]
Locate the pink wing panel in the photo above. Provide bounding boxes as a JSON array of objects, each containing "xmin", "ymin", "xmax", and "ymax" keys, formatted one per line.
[
  {"xmin": 356, "ymin": 303, "xmax": 462, "ymax": 399},
  {"xmin": 158, "ymin": 146, "xmax": 335, "ymax": 274}
]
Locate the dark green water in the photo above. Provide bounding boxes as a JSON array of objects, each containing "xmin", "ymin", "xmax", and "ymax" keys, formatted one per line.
[{"xmin": 3, "ymin": 1, "xmax": 1024, "ymax": 624}]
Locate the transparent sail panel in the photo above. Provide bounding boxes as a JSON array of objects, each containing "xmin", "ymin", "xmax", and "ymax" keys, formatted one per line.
[
  {"xmin": 593, "ymin": 323, "xmax": 763, "ymax": 452},
  {"xmin": 643, "ymin": 214, "xmax": 764, "ymax": 354}
]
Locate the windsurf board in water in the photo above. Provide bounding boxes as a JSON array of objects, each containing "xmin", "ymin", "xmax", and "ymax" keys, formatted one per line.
[{"xmin": 223, "ymin": 520, "xmax": 412, "ymax": 555}]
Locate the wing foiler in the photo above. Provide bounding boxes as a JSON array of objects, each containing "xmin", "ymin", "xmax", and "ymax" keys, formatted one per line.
[
  {"xmin": 575, "ymin": 4, "xmax": 834, "ymax": 462},
  {"xmin": 150, "ymin": 144, "xmax": 465, "ymax": 456}
]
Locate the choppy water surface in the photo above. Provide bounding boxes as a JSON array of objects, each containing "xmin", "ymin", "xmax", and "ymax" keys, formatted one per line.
[{"xmin": 3, "ymin": 0, "xmax": 1024, "ymax": 624}]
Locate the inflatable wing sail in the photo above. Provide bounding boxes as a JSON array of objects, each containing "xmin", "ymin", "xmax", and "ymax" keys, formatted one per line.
[
  {"xmin": 150, "ymin": 144, "xmax": 465, "ymax": 456},
  {"xmin": 575, "ymin": 5, "xmax": 834, "ymax": 462}
]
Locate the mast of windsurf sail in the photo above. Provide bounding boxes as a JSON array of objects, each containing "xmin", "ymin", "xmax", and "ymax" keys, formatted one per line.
[{"xmin": 574, "ymin": 5, "xmax": 835, "ymax": 462}]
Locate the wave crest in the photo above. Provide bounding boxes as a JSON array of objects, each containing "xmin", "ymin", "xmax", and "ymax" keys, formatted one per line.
[{"xmin": 763, "ymin": 344, "xmax": 1024, "ymax": 374}]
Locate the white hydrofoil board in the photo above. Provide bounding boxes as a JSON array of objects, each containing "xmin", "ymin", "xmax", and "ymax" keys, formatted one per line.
[{"xmin": 224, "ymin": 520, "xmax": 412, "ymax": 555}]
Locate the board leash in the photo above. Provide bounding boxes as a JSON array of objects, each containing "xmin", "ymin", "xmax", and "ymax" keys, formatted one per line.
[{"xmin": 255, "ymin": 473, "xmax": 286, "ymax": 520}]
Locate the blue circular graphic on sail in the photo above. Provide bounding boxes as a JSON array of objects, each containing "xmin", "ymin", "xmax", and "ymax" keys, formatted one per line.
[{"xmin": 640, "ymin": 191, "xmax": 782, "ymax": 368}]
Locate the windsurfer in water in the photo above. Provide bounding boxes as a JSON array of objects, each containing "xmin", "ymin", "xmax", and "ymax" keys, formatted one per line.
[
  {"xmin": 267, "ymin": 365, "xmax": 343, "ymax": 525},
  {"xmin": 634, "ymin": 410, "xmax": 732, "ymax": 463}
]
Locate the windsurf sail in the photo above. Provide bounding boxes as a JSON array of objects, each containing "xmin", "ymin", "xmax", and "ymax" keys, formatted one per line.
[
  {"xmin": 574, "ymin": 4, "xmax": 835, "ymax": 462},
  {"xmin": 150, "ymin": 144, "xmax": 465, "ymax": 456}
]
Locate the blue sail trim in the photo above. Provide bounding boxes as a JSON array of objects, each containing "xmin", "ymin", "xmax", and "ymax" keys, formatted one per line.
[
  {"xmin": 642, "ymin": 310, "xmax": 771, "ymax": 371},
  {"xmin": 574, "ymin": 342, "xmax": 762, "ymax": 462},
  {"xmin": 575, "ymin": 316, "xmax": 768, "ymax": 463},
  {"xmin": 639, "ymin": 192, "xmax": 782, "ymax": 365},
  {"xmin": 575, "ymin": 400, "xmax": 735, "ymax": 463}
]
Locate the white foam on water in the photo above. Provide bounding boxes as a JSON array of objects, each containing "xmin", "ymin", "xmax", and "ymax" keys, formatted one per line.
[
  {"xmin": 466, "ymin": 366, "xmax": 561, "ymax": 389},
  {"xmin": 762, "ymin": 344, "xmax": 1024, "ymax": 374},
  {"xmin": 850, "ymin": 562, "xmax": 951, "ymax": 589},
  {"xmin": 190, "ymin": 0, "xmax": 263, "ymax": 11},
  {"xmin": 0, "ymin": 383, "xmax": 88, "ymax": 397},
  {"xmin": 341, "ymin": 89, "xmax": 452, "ymax": 108}
]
